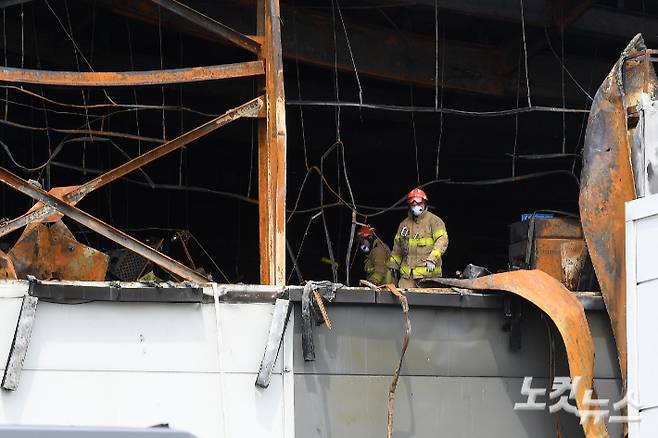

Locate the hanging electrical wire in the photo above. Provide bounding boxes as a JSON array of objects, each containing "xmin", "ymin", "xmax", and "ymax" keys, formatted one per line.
[
  {"xmin": 560, "ymin": 24, "xmax": 567, "ymax": 155},
  {"xmin": 319, "ymin": 143, "xmax": 338, "ymax": 282},
  {"xmin": 0, "ymin": 134, "xmax": 154, "ymax": 183},
  {"xmin": 292, "ymin": 0, "xmax": 309, "ymax": 170},
  {"xmin": 544, "ymin": 25, "xmax": 593, "ymax": 102},
  {"xmin": 434, "ymin": 20, "xmax": 446, "ymax": 180},
  {"xmin": 287, "ymin": 100, "xmax": 589, "ymax": 115},
  {"xmin": 157, "ymin": 5, "xmax": 167, "ymax": 143},
  {"xmin": 409, "ymin": 86, "xmax": 420, "ymax": 185},
  {"xmin": 0, "ymin": 85, "xmax": 217, "ymax": 117},
  {"xmin": 178, "ymin": 31, "xmax": 185, "ymax": 187},
  {"xmin": 2, "ymin": 9, "xmax": 8, "ymax": 120},
  {"xmin": 520, "ymin": 0, "xmax": 532, "ymax": 107},
  {"xmin": 30, "ymin": 5, "xmax": 54, "ymax": 188},
  {"xmin": 125, "ymin": 18, "xmax": 143, "ymax": 155},
  {"xmin": 434, "ymin": 0, "xmax": 439, "ymax": 110},
  {"xmin": 63, "ymin": 0, "xmax": 92, "ymax": 172},
  {"xmin": 42, "ymin": 0, "xmax": 116, "ymax": 105},
  {"xmin": 334, "ymin": 0, "xmax": 363, "ymax": 105},
  {"xmin": 0, "ymin": 117, "xmax": 163, "ymax": 143},
  {"xmin": 512, "ymin": 53, "xmax": 522, "ymax": 176},
  {"xmin": 286, "ymin": 211, "xmax": 322, "ymax": 284},
  {"xmin": 330, "ymin": 0, "xmax": 341, "ymax": 141}
]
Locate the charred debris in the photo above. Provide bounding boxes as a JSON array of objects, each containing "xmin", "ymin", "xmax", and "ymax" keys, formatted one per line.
[{"xmin": 0, "ymin": 0, "xmax": 658, "ymax": 432}]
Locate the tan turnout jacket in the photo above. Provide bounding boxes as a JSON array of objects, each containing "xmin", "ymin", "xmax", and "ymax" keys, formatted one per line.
[
  {"xmin": 364, "ymin": 238, "xmax": 393, "ymax": 285},
  {"xmin": 387, "ymin": 209, "xmax": 448, "ymax": 278}
]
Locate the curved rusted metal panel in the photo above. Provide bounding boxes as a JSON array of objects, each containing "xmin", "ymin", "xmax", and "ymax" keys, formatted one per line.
[
  {"xmin": 579, "ymin": 34, "xmax": 658, "ymax": 381},
  {"xmin": 9, "ymin": 221, "xmax": 108, "ymax": 281},
  {"xmin": 439, "ymin": 270, "xmax": 608, "ymax": 438}
]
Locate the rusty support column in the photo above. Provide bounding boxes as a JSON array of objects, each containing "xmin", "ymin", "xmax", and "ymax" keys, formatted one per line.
[{"xmin": 257, "ymin": 0, "xmax": 287, "ymax": 286}]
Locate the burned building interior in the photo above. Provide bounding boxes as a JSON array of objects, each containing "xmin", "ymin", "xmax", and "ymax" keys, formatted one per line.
[
  {"xmin": 0, "ymin": 0, "xmax": 653, "ymax": 285},
  {"xmin": 5, "ymin": 1, "xmax": 658, "ymax": 437}
]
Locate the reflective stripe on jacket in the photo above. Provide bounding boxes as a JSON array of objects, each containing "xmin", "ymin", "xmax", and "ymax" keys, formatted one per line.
[{"xmin": 387, "ymin": 209, "xmax": 448, "ymax": 279}]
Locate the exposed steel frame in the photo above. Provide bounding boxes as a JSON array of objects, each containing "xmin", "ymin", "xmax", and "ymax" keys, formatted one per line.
[
  {"xmin": 0, "ymin": 167, "xmax": 209, "ymax": 284},
  {"xmin": 0, "ymin": 0, "xmax": 287, "ymax": 285},
  {"xmin": 0, "ymin": 62, "xmax": 264, "ymax": 86},
  {"xmin": 0, "ymin": 97, "xmax": 263, "ymax": 238}
]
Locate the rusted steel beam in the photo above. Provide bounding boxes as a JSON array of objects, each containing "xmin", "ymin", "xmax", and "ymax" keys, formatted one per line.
[
  {"xmin": 96, "ymin": 0, "xmax": 609, "ymax": 103},
  {"xmin": 0, "ymin": 168, "xmax": 209, "ymax": 284},
  {"xmin": 439, "ymin": 270, "xmax": 609, "ymax": 438},
  {"xmin": 496, "ymin": 0, "xmax": 597, "ymax": 74},
  {"xmin": 0, "ymin": 61, "xmax": 264, "ymax": 87},
  {"xmin": 0, "ymin": 97, "xmax": 264, "ymax": 238},
  {"xmin": 149, "ymin": 0, "xmax": 261, "ymax": 54},
  {"xmin": 257, "ymin": 0, "xmax": 287, "ymax": 286},
  {"xmin": 550, "ymin": 0, "xmax": 597, "ymax": 33},
  {"xmin": 0, "ymin": 0, "xmax": 33, "ymax": 8}
]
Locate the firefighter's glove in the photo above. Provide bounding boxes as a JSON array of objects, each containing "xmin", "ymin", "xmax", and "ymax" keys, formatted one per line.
[{"xmin": 426, "ymin": 260, "xmax": 436, "ymax": 273}]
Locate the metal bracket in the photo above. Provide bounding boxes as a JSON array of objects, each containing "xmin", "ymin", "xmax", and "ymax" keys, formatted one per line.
[
  {"xmin": 1, "ymin": 291, "xmax": 38, "ymax": 391},
  {"xmin": 256, "ymin": 298, "xmax": 291, "ymax": 388},
  {"xmin": 503, "ymin": 295, "xmax": 523, "ymax": 351}
]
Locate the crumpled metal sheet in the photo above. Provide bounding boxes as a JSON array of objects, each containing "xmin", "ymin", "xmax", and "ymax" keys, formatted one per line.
[
  {"xmin": 9, "ymin": 220, "xmax": 109, "ymax": 281},
  {"xmin": 439, "ymin": 270, "xmax": 608, "ymax": 438},
  {"xmin": 301, "ymin": 280, "xmax": 342, "ymax": 361},
  {"xmin": 579, "ymin": 34, "xmax": 655, "ymax": 381}
]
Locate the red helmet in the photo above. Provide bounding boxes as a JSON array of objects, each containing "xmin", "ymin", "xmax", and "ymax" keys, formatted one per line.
[
  {"xmin": 356, "ymin": 225, "xmax": 375, "ymax": 240},
  {"xmin": 407, "ymin": 188, "xmax": 428, "ymax": 205}
]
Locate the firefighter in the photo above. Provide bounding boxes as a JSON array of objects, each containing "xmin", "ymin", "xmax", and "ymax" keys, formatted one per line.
[
  {"xmin": 387, "ymin": 188, "xmax": 448, "ymax": 288},
  {"xmin": 357, "ymin": 225, "xmax": 393, "ymax": 286}
]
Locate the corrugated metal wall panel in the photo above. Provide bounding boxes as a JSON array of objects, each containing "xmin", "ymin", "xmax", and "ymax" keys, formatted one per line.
[
  {"xmin": 293, "ymin": 305, "xmax": 619, "ymax": 379},
  {"xmin": 293, "ymin": 304, "xmax": 622, "ymax": 437},
  {"xmin": 295, "ymin": 375, "xmax": 622, "ymax": 438}
]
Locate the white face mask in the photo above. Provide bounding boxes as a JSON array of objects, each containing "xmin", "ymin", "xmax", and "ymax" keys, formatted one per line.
[
  {"xmin": 411, "ymin": 204, "xmax": 424, "ymax": 217},
  {"xmin": 360, "ymin": 242, "xmax": 371, "ymax": 254}
]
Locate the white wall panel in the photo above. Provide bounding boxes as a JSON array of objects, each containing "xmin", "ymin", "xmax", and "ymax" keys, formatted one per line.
[
  {"xmin": 636, "ymin": 214, "xmax": 658, "ymax": 283},
  {"xmin": 636, "ymin": 281, "xmax": 658, "ymax": 408},
  {"xmin": 0, "ymin": 370, "xmax": 284, "ymax": 438},
  {"xmin": 3, "ymin": 301, "xmax": 280, "ymax": 374},
  {"xmin": 0, "ymin": 296, "xmax": 294, "ymax": 438},
  {"xmin": 639, "ymin": 407, "xmax": 658, "ymax": 437},
  {"xmin": 626, "ymin": 194, "xmax": 658, "ymax": 438}
]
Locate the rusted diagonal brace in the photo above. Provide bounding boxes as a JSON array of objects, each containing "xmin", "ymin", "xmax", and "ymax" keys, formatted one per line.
[
  {"xmin": 0, "ymin": 97, "xmax": 264, "ymax": 239},
  {"xmin": 149, "ymin": 0, "xmax": 261, "ymax": 54},
  {"xmin": 0, "ymin": 168, "xmax": 208, "ymax": 284}
]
